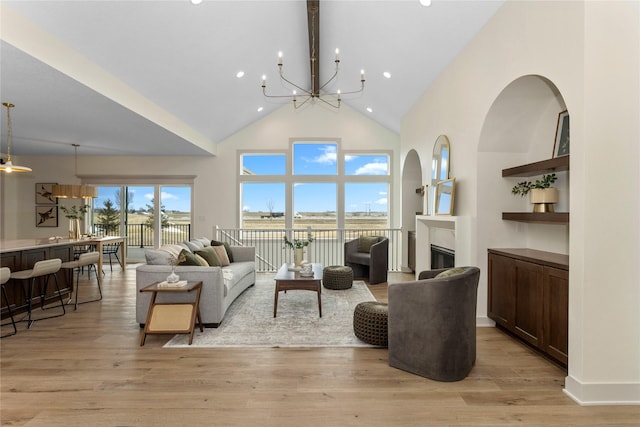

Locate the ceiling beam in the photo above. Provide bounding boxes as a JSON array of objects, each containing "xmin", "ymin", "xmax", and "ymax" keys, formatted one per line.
[{"xmin": 307, "ymin": 0, "xmax": 320, "ymax": 97}]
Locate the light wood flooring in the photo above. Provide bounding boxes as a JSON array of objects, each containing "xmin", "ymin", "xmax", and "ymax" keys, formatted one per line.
[{"xmin": 1, "ymin": 266, "xmax": 638, "ymax": 426}]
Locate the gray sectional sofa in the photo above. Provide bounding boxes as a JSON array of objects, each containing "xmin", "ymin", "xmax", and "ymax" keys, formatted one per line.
[{"xmin": 136, "ymin": 243, "xmax": 255, "ymax": 328}]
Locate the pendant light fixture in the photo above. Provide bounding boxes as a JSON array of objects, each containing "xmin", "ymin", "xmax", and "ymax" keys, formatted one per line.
[
  {"xmin": 0, "ymin": 102, "xmax": 32, "ymax": 173},
  {"xmin": 51, "ymin": 144, "xmax": 97, "ymax": 199}
]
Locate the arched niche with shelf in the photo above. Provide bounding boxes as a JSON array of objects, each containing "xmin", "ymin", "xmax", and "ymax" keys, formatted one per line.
[{"xmin": 477, "ymin": 74, "xmax": 570, "ymax": 256}]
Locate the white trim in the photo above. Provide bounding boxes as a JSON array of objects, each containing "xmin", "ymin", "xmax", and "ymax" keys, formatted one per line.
[
  {"xmin": 476, "ymin": 316, "xmax": 495, "ymax": 327},
  {"xmin": 563, "ymin": 375, "xmax": 640, "ymax": 405}
]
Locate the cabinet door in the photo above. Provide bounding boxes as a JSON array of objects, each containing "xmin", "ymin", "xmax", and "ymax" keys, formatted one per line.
[
  {"xmin": 488, "ymin": 253, "xmax": 514, "ymax": 328},
  {"xmin": 543, "ymin": 266, "xmax": 569, "ymax": 365},
  {"xmin": 513, "ymin": 260, "xmax": 543, "ymax": 347}
]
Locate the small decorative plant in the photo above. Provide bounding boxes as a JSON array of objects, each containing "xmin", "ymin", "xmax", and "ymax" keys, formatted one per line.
[
  {"xmin": 283, "ymin": 232, "xmax": 314, "ymax": 250},
  {"xmin": 60, "ymin": 204, "xmax": 90, "ymax": 220},
  {"xmin": 511, "ymin": 173, "xmax": 557, "ymax": 197}
]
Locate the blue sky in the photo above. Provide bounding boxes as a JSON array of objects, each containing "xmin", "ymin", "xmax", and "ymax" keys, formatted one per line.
[{"xmin": 95, "ymin": 186, "xmax": 192, "ymax": 212}]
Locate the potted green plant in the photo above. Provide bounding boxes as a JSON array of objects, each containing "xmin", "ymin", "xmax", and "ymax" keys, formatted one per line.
[
  {"xmin": 60, "ymin": 204, "xmax": 90, "ymax": 239},
  {"xmin": 283, "ymin": 232, "xmax": 314, "ymax": 267},
  {"xmin": 511, "ymin": 173, "xmax": 558, "ymax": 212}
]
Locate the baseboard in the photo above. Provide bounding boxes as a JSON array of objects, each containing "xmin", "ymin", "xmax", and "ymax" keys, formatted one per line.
[
  {"xmin": 564, "ymin": 375, "xmax": 640, "ymax": 405},
  {"xmin": 476, "ymin": 316, "xmax": 495, "ymax": 327}
]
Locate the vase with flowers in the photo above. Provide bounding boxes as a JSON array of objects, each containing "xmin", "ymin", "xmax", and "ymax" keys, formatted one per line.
[
  {"xmin": 60, "ymin": 204, "xmax": 89, "ymax": 239},
  {"xmin": 283, "ymin": 232, "xmax": 314, "ymax": 267}
]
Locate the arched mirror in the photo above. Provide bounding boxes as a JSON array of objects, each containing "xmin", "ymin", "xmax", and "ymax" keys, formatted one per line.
[{"xmin": 430, "ymin": 135, "xmax": 450, "ymax": 214}]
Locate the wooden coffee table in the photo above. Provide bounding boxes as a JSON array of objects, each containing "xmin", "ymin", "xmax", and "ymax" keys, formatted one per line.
[{"xmin": 273, "ymin": 263, "xmax": 323, "ymax": 317}]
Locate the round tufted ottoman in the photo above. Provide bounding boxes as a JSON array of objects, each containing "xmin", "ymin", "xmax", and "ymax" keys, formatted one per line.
[
  {"xmin": 353, "ymin": 301, "xmax": 388, "ymax": 347},
  {"xmin": 323, "ymin": 265, "xmax": 353, "ymax": 290}
]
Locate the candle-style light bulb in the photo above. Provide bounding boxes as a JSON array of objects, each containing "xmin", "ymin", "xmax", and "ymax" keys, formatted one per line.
[
  {"xmin": 261, "ymin": 75, "xmax": 266, "ymax": 86},
  {"xmin": 335, "ymin": 48, "xmax": 340, "ymax": 61},
  {"xmin": 360, "ymin": 69, "xmax": 365, "ymax": 81},
  {"xmin": 278, "ymin": 51, "xmax": 283, "ymax": 66}
]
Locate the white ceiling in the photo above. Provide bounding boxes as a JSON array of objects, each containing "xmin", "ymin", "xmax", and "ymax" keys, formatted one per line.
[{"xmin": 0, "ymin": 0, "xmax": 503, "ymax": 157}]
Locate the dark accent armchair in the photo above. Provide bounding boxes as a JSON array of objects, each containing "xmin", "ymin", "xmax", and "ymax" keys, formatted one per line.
[
  {"xmin": 388, "ymin": 266, "xmax": 480, "ymax": 381},
  {"xmin": 344, "ymin": 236, "xmax": 388, "ymax": 285}
]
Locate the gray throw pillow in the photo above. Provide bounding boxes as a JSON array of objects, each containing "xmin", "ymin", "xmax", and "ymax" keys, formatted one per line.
[
  {"xmin": 185, "ymin": 240, "xmax": 204, "ymax": 252},
  {"xmin": 144, "ymin": 249, "xmax": 171, "ymax": 265}
]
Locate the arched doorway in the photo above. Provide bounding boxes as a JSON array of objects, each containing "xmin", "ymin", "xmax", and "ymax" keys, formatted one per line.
[{"xmin": 401, "ymin": 149, "xmax": 423, "ymax": 272}]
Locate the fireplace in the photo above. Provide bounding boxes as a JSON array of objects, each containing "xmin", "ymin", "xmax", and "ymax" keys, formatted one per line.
[{"xmin": 431, "ymin": 244, "xmax": 455, "ymax": 269}]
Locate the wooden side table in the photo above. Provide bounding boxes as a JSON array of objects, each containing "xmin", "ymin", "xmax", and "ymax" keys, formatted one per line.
[{"xmin": 139, "ymin": 281, "xmax": 203, "ymax": 346}]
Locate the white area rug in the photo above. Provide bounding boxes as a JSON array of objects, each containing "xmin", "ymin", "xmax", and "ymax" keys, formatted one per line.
[{"xmin": 164, "ymin": 277, "xmax": 378, "ymax": 348}]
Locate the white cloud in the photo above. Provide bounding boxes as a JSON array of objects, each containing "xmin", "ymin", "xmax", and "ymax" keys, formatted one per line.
[
  {"xmin": 379, "ymin": 191, "xmax": 387, "ymax": 196},
  {"xmin": 376, "ymin": 197, "xmax": 388, "ymax": 205},
  {"xmin": 144, "ymin": 193, "xmax": 153, "ymax": 200},
  {"xmin": 243, "ymin": 205, "xmax": 250, "ymax": 212},
  {"xmin": 161, "ymin": 192, "xmax": 177, "ymax": 200},
  {"xmin": 345, "ymin": 155, "xmax": 355, "ymax": 162},
  {"xmin": 354, "ymin": 162, "xmax": 388, "ymax": 175},
  {"xmin": 310, "ymin": 145, "xmax": 337, "ymax": 164}
]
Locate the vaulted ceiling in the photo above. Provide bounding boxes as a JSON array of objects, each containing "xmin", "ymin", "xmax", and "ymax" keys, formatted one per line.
[{"xmin": 0, "ymin": 1, "xmax": 503, "ymax": 157}]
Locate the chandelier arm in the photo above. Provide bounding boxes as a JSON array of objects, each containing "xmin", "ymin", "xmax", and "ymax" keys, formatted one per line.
[
  {"xmin": 278, "ymin": 69, "xmax": 313, "ymax": 95},
  {"xmin": 331, "ymin": 81, "xmax": 365, "ymax": 96},
  {"xmin": 293, "ymin": 96, "xmax": 314, "ymax": 110},
  {"xmin": 317, "ymin": 62, "xmax": 340, "ymax": 92},
  {"xmin": 315, "ymin": 95, "xmax": 340, "ymax": 109}
]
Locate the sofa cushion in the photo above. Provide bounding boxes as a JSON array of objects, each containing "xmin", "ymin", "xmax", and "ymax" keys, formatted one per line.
[
  {"xmin": 211, "ymin": 240, "xmax": 234, "ymax": 263},
  {"xmin": 195, "ymin": 246, "xmax": 222, "ymax": 266},
  {"xmin": 195, "ymin": 237, "xmax": 211, "ymax": 247},
  {"xmin": 177, "ymin": 242, "xmax": 192, "ymax": 253},
  {"xmin": 435, "ymin": 267, "xmax": 466, "ymax": 279},
  {"xmin": 185, "ymin": 240, "xmax": 204, "ymax": 252},
  {"xmin": 346, "ymin": 251, "xmax": 371, "ymax": 266},
  {"xmin": 358, "ymin": 236, "xmax": 379, "ymax": 253},
  {"xmin": 177, "ymin": 249, "xmax": 202, "ymax": 266},
  {"xmin": 212, "ymin": 245, "xmax": 231, "ymax": 266},
  {"xmin": 145, "ymin": 249, "xmax": 171, "ymax": 265}
]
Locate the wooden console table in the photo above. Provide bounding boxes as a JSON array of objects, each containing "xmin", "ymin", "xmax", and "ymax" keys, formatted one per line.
[{"xmin": 139, "ymin": 281, "xmax": 203, "ymax": 346}]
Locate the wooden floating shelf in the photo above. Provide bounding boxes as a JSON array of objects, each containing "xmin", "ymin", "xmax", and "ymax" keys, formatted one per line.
[
  {"xmin": 502, "ymin": 156, "xmax": 569, "ymax": 177},
  {"xmin": 502, "ymin": 212, "xmax": 569, "ymax": 224}
]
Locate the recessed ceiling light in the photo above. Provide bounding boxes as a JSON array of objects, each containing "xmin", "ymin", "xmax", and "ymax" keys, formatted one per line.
[
  {"xmin": 366, "ymin": 107, "xmax": 373, "ymax": 113},
  {"xmin": 419, "ymin": 0, "xmax": 432, "ymax": 7},
  {"xmin": 383, "ymin": 71, "xmax": 391, "ymax": 79},
  {"xmin": 236, "ymin": 71, "xmax": 245, "ymax": 78},
  {"xmin": 257, "ymin": 107, "xmax": 264, "ymax": 112},
  {"xmin": 191, "ymin": 0, "xmax": 203, "ymax": 5}
]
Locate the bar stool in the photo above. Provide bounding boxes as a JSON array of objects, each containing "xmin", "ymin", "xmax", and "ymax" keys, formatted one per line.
[
  {"xmin": 1, "ymin": 267, "xmax": 17, "ymax": 338},
  {"xmin": 61, "ymin": 252, "xmax": 102, "ymax": 310},
  {"xmin": 10, "ymin": 258, "xmax": 65, "ymax": 328}
]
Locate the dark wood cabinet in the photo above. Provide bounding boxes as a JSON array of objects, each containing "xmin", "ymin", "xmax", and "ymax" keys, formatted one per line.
[
  {"xmin": 488, "ymin": 248, "xmax": 568, "ymax": 366},
  {"xmin": 1, "ymin": 244, "xmax": 73, "ymax": 316}
]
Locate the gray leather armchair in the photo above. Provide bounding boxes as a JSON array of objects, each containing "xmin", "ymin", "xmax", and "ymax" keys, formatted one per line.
[
  {"xmin": 388, "ymin": 266, "xmax": 480, "ymax": 381},
  {"xmin": 344, "ymin": 236, "xmax": 388, "ymax": 285}
]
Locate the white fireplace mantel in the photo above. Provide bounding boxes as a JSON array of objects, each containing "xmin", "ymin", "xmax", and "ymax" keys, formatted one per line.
[{"xmin": 415, "ymin": 215, "xmax": 471, "ymax": 278}]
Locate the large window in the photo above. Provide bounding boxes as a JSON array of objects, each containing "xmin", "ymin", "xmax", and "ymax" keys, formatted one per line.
[
  {"xmin": 239, "ymin": 142, "xmax": 391, "ymax": 229},
  {"xmin": 90, "ymin": 184, "xmax": 192, "ymax": 255}
]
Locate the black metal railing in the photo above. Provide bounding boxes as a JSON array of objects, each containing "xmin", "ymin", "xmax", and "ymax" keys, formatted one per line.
[{"xmin": 91, "ymin": 223, "xmax": 191, "ymax": 247}]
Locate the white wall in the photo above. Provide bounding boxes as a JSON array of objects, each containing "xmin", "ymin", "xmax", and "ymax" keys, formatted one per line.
[
  {"xmin": 401, "ymin": 0, "xmax": 639, "ymax": 404},
  {"xmin": 1, "ymin": 102, "xmax": 400, "ymax": 241}
]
